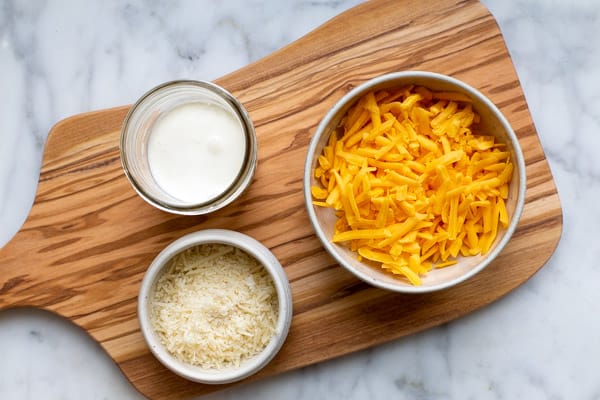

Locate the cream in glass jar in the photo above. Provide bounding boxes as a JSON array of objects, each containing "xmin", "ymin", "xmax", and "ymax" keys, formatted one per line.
[
  {"xmin": 120, "ymin": 80, "xmax": 257, "ymax": 215},
  {"xmin": 147, "ymin": 102, "xmax": 247, "ymax": 204}
]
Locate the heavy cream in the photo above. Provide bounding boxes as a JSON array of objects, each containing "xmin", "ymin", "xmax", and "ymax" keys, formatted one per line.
[{"xmin": 147, "ymin": 102, "xmax": 246, "ymax": 204}]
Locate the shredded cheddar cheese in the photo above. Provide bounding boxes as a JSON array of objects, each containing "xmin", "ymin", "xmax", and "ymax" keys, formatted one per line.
[{"xmin": 311, "ymin": 86, "xmax": 513, "ymax": 286}]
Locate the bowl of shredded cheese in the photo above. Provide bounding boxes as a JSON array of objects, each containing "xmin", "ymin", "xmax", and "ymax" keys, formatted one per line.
[
  {"xmin": 138, "ymin": 229, "xmax": 293, "ymax": 384},
  {"xmin": 304, "ymin": 71, "xmax": 526, "ymax": 293}
]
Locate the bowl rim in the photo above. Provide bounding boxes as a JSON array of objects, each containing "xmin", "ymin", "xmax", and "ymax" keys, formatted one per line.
[
  {"xmin": 303, "ymin": 70, "xmax": 527, "ymax": 294},
  {"xmin": 137, "ymin": 229, "xmax": 293, "ymax": 384}
]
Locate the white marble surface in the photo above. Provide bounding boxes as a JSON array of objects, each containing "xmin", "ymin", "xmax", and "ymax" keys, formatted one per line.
[{"xmin": 0, "ymin": 0, "xmax": 597, "ymax": 398}]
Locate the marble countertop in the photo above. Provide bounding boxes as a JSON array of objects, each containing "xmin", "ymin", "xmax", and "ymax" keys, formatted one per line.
[{"xmin": 0, "ymin": 0, "xmax": 596, "ymax": 398}]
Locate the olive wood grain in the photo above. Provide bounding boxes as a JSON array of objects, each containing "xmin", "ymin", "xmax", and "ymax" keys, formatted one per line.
[{"xmin": 0, "ymin": 0, "xmax": 562, "ymax": 398}]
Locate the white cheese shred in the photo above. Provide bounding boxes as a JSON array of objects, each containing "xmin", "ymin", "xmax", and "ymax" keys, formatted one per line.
[{"xmin": 150, "ymin": 243, "xmax": 278, "ymax": 370}]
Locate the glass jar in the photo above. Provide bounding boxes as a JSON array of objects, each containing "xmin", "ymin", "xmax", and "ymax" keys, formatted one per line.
[{"xmin": 120, "ymin": 80, "xmax": 257, "ymax": 215}]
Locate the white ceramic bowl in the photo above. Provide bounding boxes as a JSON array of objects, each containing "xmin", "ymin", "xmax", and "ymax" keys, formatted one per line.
[
  {"xmin": 138, "ymin": 229, "xmax": 293, "ymax": 384},
  {"xmin": 304, "ymin": 71, "xmax": 526, "ymax": 294}
]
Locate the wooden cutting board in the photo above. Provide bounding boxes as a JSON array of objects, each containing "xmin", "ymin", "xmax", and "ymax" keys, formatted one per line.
[{"xmin": 0, "ymin": 0, "xmax": 562, "ymax": 398}]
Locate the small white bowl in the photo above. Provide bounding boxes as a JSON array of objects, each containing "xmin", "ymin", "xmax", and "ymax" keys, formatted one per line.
[
  {"xmin": 304, "ymin": 71, "xmax": 526, "ymax": 294},
  {"xmin": 138, "ymin": 229, "xmax": 293, "ymax": 384}
]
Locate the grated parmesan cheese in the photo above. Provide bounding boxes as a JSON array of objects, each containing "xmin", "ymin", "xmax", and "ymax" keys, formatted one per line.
[{"xmin": 150, "ymin": 243, "xmax": 278, "ymax": 370}]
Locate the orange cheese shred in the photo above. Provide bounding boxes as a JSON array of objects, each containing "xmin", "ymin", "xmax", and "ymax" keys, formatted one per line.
[{"xmin": 312, "ymin": 86, "xmax": 513, "ymax": 286}]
